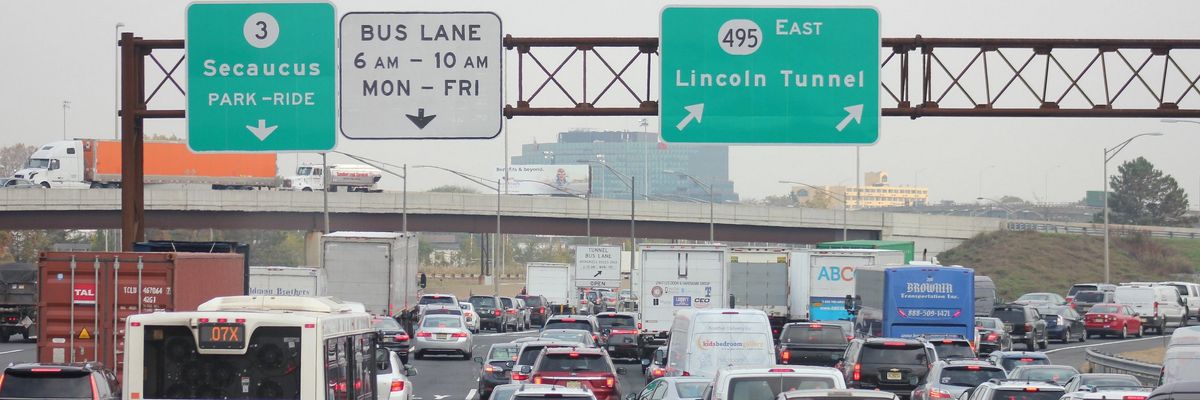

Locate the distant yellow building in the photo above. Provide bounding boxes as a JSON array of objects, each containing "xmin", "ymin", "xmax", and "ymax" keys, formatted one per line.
[{"xmin": 791, "ymin": 171, "xmax": 929, "ymax": 209}]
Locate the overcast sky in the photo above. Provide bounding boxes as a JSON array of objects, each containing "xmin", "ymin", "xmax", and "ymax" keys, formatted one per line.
[{"xmin": 2, "ymin": 0, "xmax": 1199, "ymax": 204}]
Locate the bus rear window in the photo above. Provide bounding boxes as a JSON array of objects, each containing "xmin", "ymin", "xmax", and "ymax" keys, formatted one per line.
[{"xmin": 142, "ymin": 325, "xmax": 303, "ymax": 399}]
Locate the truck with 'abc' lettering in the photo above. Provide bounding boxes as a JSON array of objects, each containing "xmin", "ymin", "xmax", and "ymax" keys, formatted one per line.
[{"xmin": 788, "ymin": 249, "xmax": 905, "ymax": 322}]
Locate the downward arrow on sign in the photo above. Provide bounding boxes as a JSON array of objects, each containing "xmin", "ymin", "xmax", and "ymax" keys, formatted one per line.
[
  {"xmin": 406, "ymin": 108, "xmax": 437, "ymax": 129},
  {"xmin": 246, "ymin": 120, "xmax": 278, "ymax": 141}
]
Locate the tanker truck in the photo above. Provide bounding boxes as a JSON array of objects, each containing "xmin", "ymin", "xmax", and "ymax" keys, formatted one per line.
[{"xmin": 281, "ymin": 164, "xmax": 383, "ymax": 192}]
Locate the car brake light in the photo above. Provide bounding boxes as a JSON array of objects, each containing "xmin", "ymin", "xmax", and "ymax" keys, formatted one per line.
[
  {"xmin": 930, "ymin": 389, "xmax": 953, "ymax": 399},
  {"xmin": 987, "ymin": 333, "xmax": 998, "ymax": 341},
  {"xmin": 507, "ymin": 309, "xmax": 517, "ymax": 314},
  {"xmin": 611, "ymin": 329, "xmax": 639, "ymax": 335},
  {"xmin": 452, "ymin": 332, "xmax": 468, "ymax": 338},
  {"xmin": 416, "ymin": 331, "xmax": 432, "ymax": 338},
  {"xmin": 966, "ymin": 366, "xmax": 981, "ymax": 370},
  {"xmin": 494, "ymin": 310, "xmax": 501, "ymax": 316},
  {"xmin": 198, "ymin": 318, "xmax": 210, "ymax": 323},
  {"xmin": 1154, "ymin": 302, "xmax": 1160, "ymax": 315},
  {"xmin": 484, "ymin": 365, "xmax": 498, "ymax": 373},
  {"xmin": 637, "ymin": 322, "xmax": 643, "ymax": 330},
  {"xmin": 391, "ymin": 380, "xmax": 405, "ymax": 392},
  {"xmin": 465, "ymin": 312, "xmax": 473, "ymax": 317},
  {"xmin": 91, "ymin": 375, "xmax": 100, "ymax": 400},
  {"xmin": 539, "ymin": 307, "xmax": 545, "ymax": 313},
  {"xmin": 533, "ymin": 376, "xmax": 543, "ymax": 384},
  {"xmin": 781, "ymin": 350, "xmax": 790, "ymax": 362},
  {"xmin": 682, "ymin": 371, "xmax": 691, "ymax": 376},
  {"xmin": 1024, "ymin": 323, "xmax": 1032, "ymax": 331},
  {"xmin": 942, "ymin": 340, "xmax": 954, "ymax": 344},
  {"xmin": 768, "ymin": 368, "xmax": 794, "ymax": 373},
  {"xmin": 1024, "ymin": 388, "xmax": 1040, "ymax": 392},
  {"xmin": 561, "ymin": 318, "xmax": 577, "ymax": 322},
  {"xmin": 395, "ymin": 334, "xmax": 409, "ymax": 341},
  {"xmin": 810, "ymin": 323, "xmax": 823, "ymax": 328},
  {"xmin": 1019, "ymin": 358, "xmax": 1035, "ymax": 362},
  {"xmin": 883, "ymin": 341, "xmax": 907, "ymax": 347},
  {"xmin": 30, "ymin": 368, "xmax": 62, "ymax": 373},
  {"xmin": 606, "ymin": 377, "xmax": 615, "ymax": 387},
  {"xmin": 512, "ymin": 372, "xmax": 528, "ymax": 381},
  {"xmin": 652, "ymin": 368, "xmax": 665, "ymax": 377},
  {"xmin": 1124, "ymin": 396, "xmax": 1147, "ymax": 400},
  {"xmin": 569, "ymin": 352, "xmax": 580, "ymax": 358},
  {"xmin": 853, "ymin": 364, "xmax": 861, "ymax": 381}
]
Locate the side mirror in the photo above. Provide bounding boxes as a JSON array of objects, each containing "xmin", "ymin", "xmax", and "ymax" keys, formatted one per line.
[
  {"xmin": 625, "ymin": 395, "xmax": 640, "ymax": 400},
  {"xmin": 505, "ymin": 361, "xmax": 515, "ymax": 369},
  {"xmin": 641, "ymin": 358, "xmax": 651, "ymax": 367},
  {"xmin": 520, "ymin": 365, "xmax": 533, "ymax": 375},
  {"xmin": 474, "ymin": 356, "xmax": 484, "ymax": 364},
  {"xmin": 405, "ymin": 365, "xmax": 418, "ymax": 377},
  {"xmin": 616, "ymin": 367, "xmax": 628, "ymax": 375}
]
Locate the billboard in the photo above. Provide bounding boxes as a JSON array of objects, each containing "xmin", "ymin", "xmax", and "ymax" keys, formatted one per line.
[{"xmin": 497, "ymin": 165, "xmax": 590, "ymax": 195}]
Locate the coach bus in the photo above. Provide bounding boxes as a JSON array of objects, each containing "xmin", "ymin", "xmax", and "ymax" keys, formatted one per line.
[
  {"xmin": 123, "ymin": 296, "xmax": 376, "ymax": 400},
  {"xmin": 849, "ymin": 265, "xmax": 976, "ymax": 341}
]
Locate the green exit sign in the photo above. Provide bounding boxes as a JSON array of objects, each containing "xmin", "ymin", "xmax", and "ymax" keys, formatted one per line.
[
  {"xmin": 660, "ymin": 7, "xmax": 880, "ymax": 144},
  {"xmin": 187, "ymin": 2, "xmax": 336, "ymax": 152}
]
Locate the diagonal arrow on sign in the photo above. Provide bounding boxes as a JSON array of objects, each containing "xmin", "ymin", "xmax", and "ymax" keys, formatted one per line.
[
  {"xmin": 835, "ymin": 104, "xmax": 864, "ymax": 132},
  {"xmin": 675, "ymin": 103, "xmax": 705, "ymax": 131}
]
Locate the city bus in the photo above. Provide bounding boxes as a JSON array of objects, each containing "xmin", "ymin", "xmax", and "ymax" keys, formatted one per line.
[
  {"xmin": 849, "ymin": 265, "xmax": 976, "ymax": 341},
  {"xmin": 123, "ymin": 296, "xmax": 377, "ymax": 400}
]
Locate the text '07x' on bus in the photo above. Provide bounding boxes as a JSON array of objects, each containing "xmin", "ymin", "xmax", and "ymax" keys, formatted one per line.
[{"xmin": 123, "ymin": 295, "xmax": 378, "ymax": 400}]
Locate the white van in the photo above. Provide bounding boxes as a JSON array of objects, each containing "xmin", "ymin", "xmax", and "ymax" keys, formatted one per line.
[
  {"xmin": 1159, "ymin": 282, "xmax": 1200, "ymax": 322},
  {"xmin": 1114, "ymin": 285, "xmax": 1187, "ymax": 334},
  {"xmin": 665, "ymin": 309, "xmax": 775, "ymax": 378},
  {"xmin": 703, "ymin": 365, "xmax": 846, "ymax": 400},
  {"xmin": 1161, "ymin": 346, "xmax": 1200, "ymax": 385}
]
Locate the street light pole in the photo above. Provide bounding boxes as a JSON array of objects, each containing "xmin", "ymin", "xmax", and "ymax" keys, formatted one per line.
[
  {"xmin": 1102, "ymin": 132, "xmax": 1163, "ymax": 284},
  {"xmin": 781, "ymin": 180, "xmax": 848, "ymax": 240},
  {"xmin": 666, "ymin": 170, "xmax": 715, "ymax": 242},
  {"xmin": 582, "ymin": 159, "xmax": 637, "ymax": 276},
  {"xmin": 412, "ymin": 165, "xmax": 500, "ymax": 294},
  {"xmin": 62, "ymin": 101, "xmax": 71, "ymax": 140}
]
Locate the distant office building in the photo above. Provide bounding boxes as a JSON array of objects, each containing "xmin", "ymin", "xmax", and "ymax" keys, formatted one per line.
[
  {"xmin": 791, "ymin": 171, "xmax": 928, "ymax": 208},
  {"xmin": 510, "ymin": 129, "xmax": 738, "ymax": 203}
]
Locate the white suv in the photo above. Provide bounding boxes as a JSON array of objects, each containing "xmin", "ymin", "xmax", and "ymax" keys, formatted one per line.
[
  {"xmin": 1114, "ymin": 285, "xmax": 1187, "ymax": 334},
  {"xmin": 1159, "ymin": 282, "xmax": 1200, "ymax": 322},
  {"xmin": 702, "ymin": 365, "xmax": 846, "ymax": 400}
]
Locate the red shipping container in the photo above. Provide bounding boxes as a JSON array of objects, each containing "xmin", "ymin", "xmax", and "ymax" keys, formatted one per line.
[{"xmin": 38, "ymin": 252, "xmax": 245, "ymax": 376}]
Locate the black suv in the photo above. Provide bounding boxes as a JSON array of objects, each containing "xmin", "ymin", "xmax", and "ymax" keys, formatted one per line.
[
  {"xmin": 517, "ymin": 295, "xmax": 551, "ymax": 326},
  {"xmin": 595, "ymin": 312, "xmax": 640, "ymax": 359},
  {"xmin": 838, "ymin": 338, "xmax": 938, "ymax": 399},
  {"xmin": 994, "ymin": 303, "xmax": 1048, "ymax": 350},
  {"xmin": 777, "ymin": 322, "xmax": 850, "ymax": 367},
  {"xmin": 0, "ymin": 363, "xmax": 120, "ymax": 400},
  {"xmin": 470, "ymin": 295, "xmax": 509, "ymax": 332}
]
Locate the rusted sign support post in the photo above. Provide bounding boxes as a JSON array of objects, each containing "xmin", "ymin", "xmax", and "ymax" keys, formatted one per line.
[{"xmin": 118, "ymin": 33, "xmax": 184, "ymax": 251}]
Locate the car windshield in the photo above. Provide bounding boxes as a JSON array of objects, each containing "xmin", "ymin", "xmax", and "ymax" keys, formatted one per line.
[
  {"xmin": 676, "ymin": 382, "xmax": 708, "ymax": 398},
  {"xmin": 597, "ymin": 315, "xmax": 636, "ymax": 329},
  {"xmin": 994, "ymin": 309, "xmax": 1027, "ymax": 323},
  {"xmin": 992, "ymin": 389, "xmax": 1063, "ymax": 400},
  {"xmin": 501, "ymin": 298, "xmax": 515, "ymax": 308},
  {"xmin": 297, "ymin": 166, "xmax": 313, "ymax": 175},
  {"xmin": 939, "ymin": 367, "xmax": 1008, "ymax": 387},
  {"xmin": 421, "ymin": 296, "xmax": 456, "ymax": 305},
  {"xmin": 861, "ymin": 344, "xmax": 927, "ymax": 365},
  {"xmin": 0, "ymin": 371, "xmax": 93, "ymax": 398},
  {"xmin": 536, "ymin": 354, "xmax": 609, "ymax": 372},
  {"xmin": 1001, "ymin": 357, "xmax": 1050, "ymax": 371},
  {"xmin": 471, "ymin": 297, "xmax": 497, "ymax": 308},
  {"xmin": 493, "ymin": 387, "xmax": 521, "ymax": 400},
  {"xmin": 522, "ymin": 297, "xmax": 545, "ymax": 307},
  {"xmin": 1075, "ymin": 291, "xmax": 1106, "ymax": 302},
  {"xmin": 932, "ymin": 342, "xmax": 975, "ymax": 359},
  {"xmin": 1069, "ymin": 285, "xmax": 1098, "ymax": 297},
  {"xmin": 422, "ymin": 317, "xmax": 463, "ymax": 328},
  {"xmin": 546, "ymin": 321, "xmax": 593, "ymax": 332},
  {"xmin": 373, "ymin": 318, "xmax": 402, "ymax": 330},
  {"xmin": 1019, "ymin": 294, "xmax": 1051, "ymax": 301},
  {"xmin": 541, "ymin": 331, "xmax": 589, "ymax": 344},
  {"xmin": 518, "ymin": 345, "xmax": 555, "ymax": 365},
  {"xmin": 425, "ymin": 308, "xmax": 462, "ymax": 315},
  {"xmin": 490, "ymin": 346, "xmax": 520, "ymax": 361},
  {"xmin": 727, "ymin": 376, "xmax": 838, "ymax": 400},
  {"xmin": 24, "ymin": 158, "xmax": 49, "ymax": 169},
  {"xmin": 1079, "ymin": 376, "xmax": 1142, "ymax": 390},
  {"xmin": 1089, "ymin": 305, "xmax": 1120, "ymax": 314},
  {"xmin": 976, "ymin": 318, "xmax": 1001, "ymax": 329},
  {"xmin": 782, "ymin": 325, "xmax": 847, "ymax": 344}
]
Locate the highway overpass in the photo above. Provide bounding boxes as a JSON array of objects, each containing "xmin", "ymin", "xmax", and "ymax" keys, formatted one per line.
[{"xmin": 0, "ymin": 189, "xmax": 1005, "ymax": 256}]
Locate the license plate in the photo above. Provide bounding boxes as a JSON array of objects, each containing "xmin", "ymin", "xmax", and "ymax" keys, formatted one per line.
[
  {"xmin": 886, "ymin": 371, "xmax": 902, "ymax": 381},
  {"xmin": 565, "ymin": 381, "xmax": 582, "ymax": 389},
  {"xmin": 382, "ymin": 337, "xmax": 394, "ymax": 342},
  {"xmin": 608, "ymin": 346, "xmax": 616, "ymax": 351},
  {"xmin": 436, "ymin": 334, "xmax": 449, "ymax": 340}
]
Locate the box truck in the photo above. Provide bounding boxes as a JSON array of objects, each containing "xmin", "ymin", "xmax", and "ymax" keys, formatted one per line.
[
  {"xmin": 249, "ymin": 266, "xmax": 327, "ymax": 297},
  {"xmin": 637, "ymin": 244, "xmax": 728, "ymax": 358},
  {"xmin": 322, "ymin": 232, "xmax": 419, "ymax": 316},
  {"xmin": 817, "ymin": 240, "xmax": 915, "ymax": 263},
  {"xmin": 789, "ymin": 249, "xmax": 905, "ymax": 322},
  {"xmin": 14, "ymin": 139, "xmax": 278, "ymax": 189},
  {"xmin": 728, "ymin": 247, "xmax": 790, "ymax": 332},
  {"xmin": 0, "ymin": 263, "xmax": 38, "ymax": 342},
  {"xmin": 525, "ymin": 262, "xmax": 573, "ymax": 311}
]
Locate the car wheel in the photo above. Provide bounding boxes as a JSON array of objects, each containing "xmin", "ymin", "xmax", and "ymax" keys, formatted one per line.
[
  {"xmin": 1181, "ymin": 314, "xmax": 1189, "ymax": 327},
  {"xmin": 1135, "ymin": 325, "xmax": 1143, "ymax": 338},
  {"xmin": 1079, "ymin": 329, "xmax": 1086, "ymax": 342},
  {"xmin": 1026, "ymin": 339, "xmax": 1036, "ymax": 351},
  {"xmin": 1061, "ymin": 329, "xmax": 1071, "ymax": 344},
  {"xmin": 1086, "ymin": 331, "xmax": 1093, "ymax": 339},
  {"xmin": 463, "ymin": 351, "xmax": 473, "ymax": 361},
  {"xmin": 414, "ymin": 351, "xmax": 423, "ymax": 360},
  {"xmin": 1038, "ymin": 334, "xmax": 1048, "ymax": 350},
  {"xmin": 1121, "ymin": 325, "xmax": 1129, "ymax": 339}
]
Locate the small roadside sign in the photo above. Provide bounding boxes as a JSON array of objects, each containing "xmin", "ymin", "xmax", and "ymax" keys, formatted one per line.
[
  {"xmin": 575, "ymin": 246, "xmax": 622, "ymax": 288},
  {"xmin": 339, "ymin": 12, "xmax": 503, "ymax": 139},
  {"xmin": 186, "ymin": 2, "xmax": 336, "ymax": 152}
]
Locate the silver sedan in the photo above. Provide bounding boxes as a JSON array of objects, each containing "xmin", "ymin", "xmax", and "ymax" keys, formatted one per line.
[{"xmin": 412, "ymin": 314, "xmax": 474, "ymax": 360}]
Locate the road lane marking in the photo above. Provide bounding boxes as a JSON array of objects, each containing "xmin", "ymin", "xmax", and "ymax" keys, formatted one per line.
[
  {"xmin": 435, "ymin": 395, "xmax": 450, "ymax": 400},
  {"xmin": 1043, "ymin": 336, "xmax": 1163, "ymax": 354},
  {"xmin": 0, "ymin": 349, "xmax": 24, "ymax": 355},
  {"xmin": 466, "ymin": 389, "xmax": 478, "ymax": 400}
]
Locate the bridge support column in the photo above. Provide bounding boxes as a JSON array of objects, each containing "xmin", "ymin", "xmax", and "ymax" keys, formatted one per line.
[{"xmin": 305, "ymin": 230, "xmax": 323, "ymax": 267}]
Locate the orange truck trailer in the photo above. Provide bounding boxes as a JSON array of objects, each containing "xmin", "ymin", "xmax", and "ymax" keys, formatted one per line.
[{"xmin": 12, "ymin": 139, "xmax": 279, "ymax": 189}]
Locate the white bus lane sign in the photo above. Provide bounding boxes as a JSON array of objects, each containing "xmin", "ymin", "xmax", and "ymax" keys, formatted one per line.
[
  {"xmin": 339, "ymin": 12, "xmax": 503, "ymax": 139},
  {"xmin": 186, "ymin": 2, "xmax": 336, "ymax": 152},
  {"xmin": 575, "ymin": 246, "xmax": 621, "ymax": 288}
]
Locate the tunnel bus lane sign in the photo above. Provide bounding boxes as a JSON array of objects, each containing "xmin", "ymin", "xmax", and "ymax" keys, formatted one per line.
[
  {"xmin": 660, "ymin": 7, "xmax": 880, "ymax": 144},
  {"xmin": 186, "ymin": 2, "xmax": 336, "ymax": 152}
]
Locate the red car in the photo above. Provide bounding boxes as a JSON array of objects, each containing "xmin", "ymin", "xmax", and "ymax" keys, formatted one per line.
[
  {"xmin": 527, "ymin": 347, "xmax": 625, "ymax": 400},
  {"xmin": 1084, "ymin": 303, "xmax": 1143, "ymax": 339}
]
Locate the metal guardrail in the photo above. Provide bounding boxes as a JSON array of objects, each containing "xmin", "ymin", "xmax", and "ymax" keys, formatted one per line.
[
  {"xmin": 1085, "ymin": 348, "xmax": 1162, "ymax": 386},
  {"xmin": 1008, "ymin": 221, "xmax": 1200, "ymax": 240}
]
